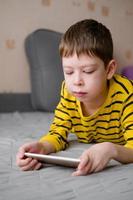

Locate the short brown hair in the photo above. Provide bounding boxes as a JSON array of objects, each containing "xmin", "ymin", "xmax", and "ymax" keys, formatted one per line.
[{"xmin": 59, "ymin": 19, "xmax": 113, "ymax": 67}]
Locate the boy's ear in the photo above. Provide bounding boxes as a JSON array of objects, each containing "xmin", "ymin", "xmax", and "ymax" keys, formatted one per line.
[{"xmin": 106, "ymin": 59, "xmax": 117, "ymax": 80}]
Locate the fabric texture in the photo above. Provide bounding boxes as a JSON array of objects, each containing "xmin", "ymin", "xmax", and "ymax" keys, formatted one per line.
[
  {"xmin": 25, "ymin": 29, "xmax": 64, "ymax": 112},
  {"xmin": 0, "ymin": 112, "xmax": 133, "ymax": 200},
  {"xmin": 40, "ymin": 74, "xmax": 133, "ymax": 151}
]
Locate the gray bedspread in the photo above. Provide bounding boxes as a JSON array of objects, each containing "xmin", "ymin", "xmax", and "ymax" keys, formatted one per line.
[{"xmin": 0, "ymin": 112, "xmax": 133, "ymax": 200}]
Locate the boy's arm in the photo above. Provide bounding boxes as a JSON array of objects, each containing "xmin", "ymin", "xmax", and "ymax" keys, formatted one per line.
[
  {"xmin": 116, "ymin": 89, "xmax": 133, "ymax": 162},
  {"xmin": 40, "ymin": 82, "xmax": 72, "ymax": 152},
  {"xmin": 72, "ymin": 141, "xmax": 133, "ymax": 176},
  {"xmin": 73, "ymin": 90, "xmax": 133, "ymax": 176},
  {"xmin": 121, "ymin": 91, "xmax": 133, "ymax": 148},
  {"xmin": 16, "ymin": 141, "xmax": 56, "ymax": 171},
  {"xmin": 39, "ymin": 140, "xmax": 56, "ymax": 154},
  {"xmin": 39, "ymin": 110, "xmax": 71, "ymax": 152},
  {"xmin": 113, "ymin": 143, "xmax": 133, "ymax": 163}
]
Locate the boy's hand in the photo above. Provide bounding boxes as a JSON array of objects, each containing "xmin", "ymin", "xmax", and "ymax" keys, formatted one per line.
[
  {"xmin": 16, "ymin": 141, "xmax": 48, "ymax": 171},
  {"xmin": 72, "ymin": 142, "xmax": 117, "ymax": 176}
]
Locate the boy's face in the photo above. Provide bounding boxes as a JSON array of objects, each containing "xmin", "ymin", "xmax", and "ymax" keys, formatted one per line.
[{"xmin": 62, "ymin": 53, "xmax": 112, "ymax": 106}]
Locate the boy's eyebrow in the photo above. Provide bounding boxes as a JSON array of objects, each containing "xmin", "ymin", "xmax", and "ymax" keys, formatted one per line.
[
  {"xmin": 63, "ymin": 65, "xmax": 75, "ymax": 69},
  {"xmin": 83, "ymin": 64, "xmax": 98, "ymax": 68},
  {"xmin": 63, "ymin": 64, "xmax": 98, "ymax": 68}
]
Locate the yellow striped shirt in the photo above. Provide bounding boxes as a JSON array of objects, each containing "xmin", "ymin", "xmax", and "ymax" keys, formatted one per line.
[{"xmin": 40, "ymin": 74, "xmax": 133, "ymax": 151}]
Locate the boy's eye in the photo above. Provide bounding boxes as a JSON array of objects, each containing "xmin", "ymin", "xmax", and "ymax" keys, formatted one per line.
[
  {"xmin": 64, "ymin": 71, "xmax": 73, "ymax": 75},
  {"xmin": 83, "ymin": 70, "xmax": 94, "ymax": 74}
]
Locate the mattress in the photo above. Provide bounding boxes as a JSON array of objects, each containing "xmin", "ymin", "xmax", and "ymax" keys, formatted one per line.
[{"xmin": 0, "ymin": 112, "xmax": 133, "ymax": 200}]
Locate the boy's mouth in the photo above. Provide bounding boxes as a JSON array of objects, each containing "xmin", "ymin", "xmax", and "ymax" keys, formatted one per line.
[{"xmin": 73, "ymin": 91, "xmax": 87, "ymax": 98}]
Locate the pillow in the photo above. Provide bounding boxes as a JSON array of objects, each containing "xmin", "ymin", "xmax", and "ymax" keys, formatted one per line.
[
  {"xmin": 25, "ymin": 29, "xmax": 64, "ymax": 112},
  {"xmin": 121, "ymin": 66, "xmax": 133, "ymax": 80}
]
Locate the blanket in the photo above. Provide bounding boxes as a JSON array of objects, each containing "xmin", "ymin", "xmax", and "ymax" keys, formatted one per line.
[{"xmin": 0, "ymin": 112, "xmax": 133, "ymax": 200}]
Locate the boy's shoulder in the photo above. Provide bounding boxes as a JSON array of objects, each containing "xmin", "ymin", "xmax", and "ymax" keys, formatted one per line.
[
  {"xmin": 111, "ymin": 74, "xmax": 133, "ymax": 96},
  {"xmin": 61, "ymin": 81, "xmax": 76, "ymax": 102}
]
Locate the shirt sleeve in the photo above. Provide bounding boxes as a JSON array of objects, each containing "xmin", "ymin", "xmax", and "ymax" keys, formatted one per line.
[
  {"xmin": 39, "ymin": 82, "xmax": 72, "ymax": 152},
  {"xmin": 121, "ymin": 92, "xmax": 133, "ymax": 149}
]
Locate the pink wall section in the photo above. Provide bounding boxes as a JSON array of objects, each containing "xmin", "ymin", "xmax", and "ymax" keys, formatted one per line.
[{"xmin": 0, "ymin": 0, "xmax": 133, "ymax": 92}]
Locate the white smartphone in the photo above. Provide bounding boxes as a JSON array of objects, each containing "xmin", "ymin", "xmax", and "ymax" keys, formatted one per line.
[{"xmin": 24, "ymin": 152, "xmax": 80, "ymax": 168}]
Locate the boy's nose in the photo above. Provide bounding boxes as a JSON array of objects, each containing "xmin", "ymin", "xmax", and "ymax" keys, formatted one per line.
[{"xmin": 73, "ymin": 74, "xmax": 83, "ymax": 86}]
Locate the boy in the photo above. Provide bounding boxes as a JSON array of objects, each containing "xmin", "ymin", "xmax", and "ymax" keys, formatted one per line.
[{"xmin": 16, "ymin": 19, "xmax": 133, "ymax": 176}]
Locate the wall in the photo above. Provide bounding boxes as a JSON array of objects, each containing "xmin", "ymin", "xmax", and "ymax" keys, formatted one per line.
[{"xmin": 0, "ymin": 0, "xmax": 133, "ymax": 93}]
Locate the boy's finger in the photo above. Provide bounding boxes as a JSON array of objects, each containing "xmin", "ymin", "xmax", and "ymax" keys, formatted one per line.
[
  {"xmin": 78, "ymin": 154, "xmax": 89, "ymax": 170},
  {"xmin": 17, "ymin": 142, "xmax": 36, "ymax": 159},
  {"xmin": 33, "ymin": 162, "xmax": 42, "ymax": 170},
  {"xmin": 72, "ymin": 169, "xmax": 87, "ymax": 176},
  {"xmin": 16, "ymin": 156, "xmax": 32, "ymax": 167},
  {"xmin": 17, "ymin": 145, "xmax": 30, "ymax": 159},
  {"xmin": 21, "ymin": 159, "xmax": 38, "ymax": 171},
  {"xmin": 72, "ymin": 169, "xmax": 82, "ymax": 176}
]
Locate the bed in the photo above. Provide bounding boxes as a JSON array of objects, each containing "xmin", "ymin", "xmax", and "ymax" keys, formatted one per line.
[
  {"xmin": 0, "ymin": 111, "xmax": 133, "ymax": 200},
  {"xmin": 0, "ymin": 29, "xmax": 133, "ymax": 200}
]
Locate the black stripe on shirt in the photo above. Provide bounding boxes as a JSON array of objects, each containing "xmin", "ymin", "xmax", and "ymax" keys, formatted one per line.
[
  {"xmin": 55, "ymin": 108, "xmax": 69, "ymax": 116},
  {"xmin": 71, "ymin": 116, "xmax": 81, "ymax": 120},
  {"xmin": 78, "ymin": 136, "xmax": 93, "ymax": 143},
  {"xmin": 97, "ymin": 139, "xmax": 126, "ymax": 145},
  {"xmin": 74, "ymin": 130, "xmax": 85, "ymax": 133},
  {"xmin": 91, "ymin": 118, "xmax": 120, "ymax": 127},
  {"xmin": 125, "ymin": 124, "xmax": 133, "ymax": 130},
  {"xmin": 121, "ymin": 101, "xmax": 133, "ymax": 116},
  {"xmin": 60, "ymin": 102, "xmax": 78, "ymax": 111},
  {"xmin": 52, "ymin": 122, "xmax": 71, "ymax": 130},
  {"xmin": 111, "ymin": 91, "xmax": 123, "ymax": 98},
  {"xmin": 49, "ymin": 132, "xmax": 69, "ymax": 145},
  {"xmin": 124, "ymin": 93, "xmax": 133, "ymax": 104},
  {"xmin": 105, "ymin": 101, "xmax": 123, "ymax": 108},
  {"xmin": 99, "ymin": 110, "xmax": 120, "ymax": 116},
  {"xmin": 82, "ymin": 116, "xmax": 97, "ymax": 123},
  {"xmin": 55, "ymin": 115, "xmax": 72, "ymax": 123},
  {"xmin": 113, "ymin": 76, "xmax": 129, "ymax": 94},
  {"xmin": 72, "ymin": 123, "xmax": 84, "ymax": 127},
  {"xmin": 72, "ymin": 123, "xmax": 121, "ymax": 130},
  {"xmin": 74, "ymin": 129, "xmax": 123, "ymax": 137},
  {"xmin": 95, "ymin": 133, "xmax": 124, "ymax": 140},
  {"xmin": 127, "ymin": 137, "xmax": 133, "ymax": 141},
  {"xmin": 95, "ymin": 125, "xmax": 121, "ymax": 131},
  {"xmin": 122, "ymin": 112, "xmax": 133, "ymax": 122},
  {"xmin": 61, "ymin": 95, "xmax": 76, "ymax": 103},
  {"xmin": 95, "ymin": 135, "xmax": 125, "ymax": 143}
]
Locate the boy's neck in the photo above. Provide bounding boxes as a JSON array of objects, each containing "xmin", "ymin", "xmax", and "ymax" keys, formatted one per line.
[
  {"xmin": 81, "ymin": 85, "xmax": 109, "ymax": 116},
  {"xmin": 81, "ymin": 101, "xmax": 103, "ymax": 116}
]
